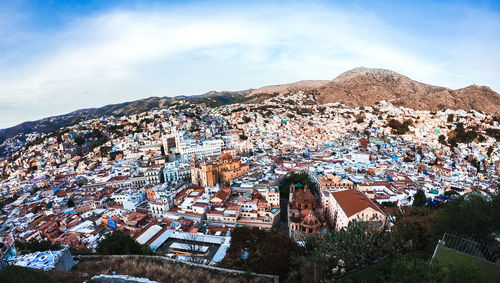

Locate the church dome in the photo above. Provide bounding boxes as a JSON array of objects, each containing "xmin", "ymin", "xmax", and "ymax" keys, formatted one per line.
[{"xmin": 301, "ymin": 211, "xmax": 321, "ymax": 229}]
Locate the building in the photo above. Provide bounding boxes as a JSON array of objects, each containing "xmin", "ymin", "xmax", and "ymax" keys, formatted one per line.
[
  {"xmin": 288, "ymin": 183, "xmax": 323, "ymax": 240},
  {"xmin": 218, "ymin": 154, "xmax": 250, "ymax": 184},
  {"xmin": 328, "ymin": 189, "xmax": 386, "ymax": 231},
  {"xmin": 173, "ymin": 131, "xmax": 224, "ymax": 161},
  {"xmin": 163, "ymin": 161, "xmax": 180, "ymax": 183},
  {"xmin": 191, "ymin": 162, "xmax": 218, "ymax": 187},
  {"xmin": 317, "ymin": 174, "xmax": 354, "ymax": 192},
  {"xmin": 9, "ymin": 248, "xmax": 77, "ymax": 271},
  {"xmin": 130, "ymin": 167, "xmax": 161, "ymax": 188},
  {"xmin": 206, "ymin": 186, "xmax": 280, "ymax": 229},
  {"xmin": 191, "ymin": 154, "xmax": 249, "ymax": 187}
]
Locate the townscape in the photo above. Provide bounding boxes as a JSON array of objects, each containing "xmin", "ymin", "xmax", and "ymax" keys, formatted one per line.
[
  {"xmin": 1, "ymin": 0, "xmax": 500, "ymax": 281},
  {"xmin": 1, "ymin": 85, "xmax": 499, "ymax": 278}
]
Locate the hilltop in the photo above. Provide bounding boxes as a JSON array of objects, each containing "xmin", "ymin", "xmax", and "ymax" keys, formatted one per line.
[
  {"xmin": 1, "ymin": 67, "xmax": 499, "ymax": 157},
  {"xmin": 316, "ymin": 67, "xmax": 500, "ymax": 114}
]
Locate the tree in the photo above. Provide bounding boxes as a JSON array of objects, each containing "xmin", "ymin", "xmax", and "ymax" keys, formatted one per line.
[
  {"xmin": 443, "ymin": 190, "xmax": 459, "ymax": 198},
  {"xmin": 279, "ymin": 172, "xmax": 317, "ymax": 198},
  {"xmin": 438, "ymin": 134, "xmax": 446, "ymax": 145},
  {"xmin": 447, "ymin": 123, "xmax": 478, "ymax": 145},
  {"xmin": 221, "ymin": 226, "xmax": 299, "ymax": 278},
  {"xmin": 74, "ymin": 136, "xmax": 85, "ymax": 146},
  {"xmin": 294, "ymin": 221, "xmax": 394, "ymax": 282},
  {"xmin": 182, "ymin": 233, "xmax": 204, "ymax": 263},
  {"xmin": 447, "ymin": 114, "xmax": 454, "ymax": 123},
  {"xmin": 390, "ymin": 206, "xmax": 437, "ymax": 252},
  {"xmin": 15, "ymin": 239, "xmax": 62, "ymax": 254},
  {"xmin": 67, "ymin": 198, "xmax": 75, "ymax": 208},
  {"xmin": 432, "ymin": 192, "xmax": 500, "ymax": 244},
  {"xmin": 413, "ymin": 190, "xmax": 427, "ymax": 207},
  {"xmin": 99, "ymin": 146, "xmax": 111, "ymax": 157},
  {"xmin": 387, "ymin": 119, "xmax": 411, "ymax": 135},
  {"xmin": 242, "ymin": 116, "xmax": 252, "ymax": 123},
  {"xmin": 485, "ymin": 128, "xmax": 500, "ymax": 141},
  {"xmin": 97, "ymin": 230, "xmax": 152, "ymax": 255},
  {"xmin": 0, "ymin": 265, "xmax": 56, "ymax": 283}
]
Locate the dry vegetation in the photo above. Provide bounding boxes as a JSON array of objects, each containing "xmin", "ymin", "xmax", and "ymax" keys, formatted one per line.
[{"xmin": 47, "ymin": 257, "xmax": 272, "ymax": 283}]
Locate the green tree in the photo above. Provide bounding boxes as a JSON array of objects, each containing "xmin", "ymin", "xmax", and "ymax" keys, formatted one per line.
[
  {"xmin": 279, "ymin": 172, "xmax": 317, "ymax": 197},
  {"xmin": 96, "ymin": 231, "xmax": 153, "ymax": 255},
  {"xmin": 294, "ymin": 221, "xmax": 394, "ymax": 282},
  {"xmin": 67, "ymin": 198, "xmax": 75, "ymax": 208},
  {"xmin": 0, "ymin": 265, "xmax": 56, "ymax": 283},
  {"xmin": 413, "ymin": 190, "xmax": 427, "ymax": 207},
  {"xmin": 74, "ymin": 136, "xmax": 85, "ymax": 146},
  {"xmin": 390, "ymin": 206, "xmax": 436, "ymax": 252},
  {"xmin": 443, "ymin": 190, "xmax": 459, "ymax": 198},
  {"xmin": 438, "ymin": 134, "xmax": 446, "ymax": 145},
  {"xmin": 432, "ymin": 192, "xmax": 500, "ymax": 244},
  {"xmin": 242, "ymin": 116, "xmax": 252, "ymax": 123},
  {"xmin": 386, "ymin": 119, "xmax": 411, "ymax": 135},
  {"xmin": 221, "ymin": 226, "xmax": 299, "ymax": 278},
  {"xmin": 15, "ymin": 239, "xmax": 62, "ymax": 254},
  {"xmin": 99, "ymin": 146, "xmax": 111, "ymax": 157}
]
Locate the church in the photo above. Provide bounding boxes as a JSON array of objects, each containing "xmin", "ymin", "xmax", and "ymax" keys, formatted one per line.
[{"xmin": 287, "ymin": 183, "xmax": 323, "ymax": 240}]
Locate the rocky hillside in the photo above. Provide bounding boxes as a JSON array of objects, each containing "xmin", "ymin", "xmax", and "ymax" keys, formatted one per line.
[
  {"xmin": 316, "ymin": 67, "xmax": 500, "ymax": 114},
  {"xmin": 250, "ymin": 80, "xmax": 329, "ymax": 96}
]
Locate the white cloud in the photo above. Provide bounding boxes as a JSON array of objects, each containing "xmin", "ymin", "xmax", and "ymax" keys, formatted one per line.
[{"xmin": 0, "ymin": 2, "xmax": 499, "ymax": 128}]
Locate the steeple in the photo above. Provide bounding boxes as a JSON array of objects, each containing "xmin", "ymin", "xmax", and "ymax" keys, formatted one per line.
[{"xmin": 289, "ymin": 183, "xmax": 295, "ymax": 202}]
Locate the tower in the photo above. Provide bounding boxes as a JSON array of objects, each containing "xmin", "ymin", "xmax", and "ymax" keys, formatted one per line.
[{"xmin": 289, "ymin": 183, "xmax": 295, "ymax": 202}]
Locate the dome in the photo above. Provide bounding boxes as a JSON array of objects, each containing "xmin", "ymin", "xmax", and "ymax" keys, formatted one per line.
[{"xmin": 301, "ymin": 211, "xmax": 321, "ymax": 229}]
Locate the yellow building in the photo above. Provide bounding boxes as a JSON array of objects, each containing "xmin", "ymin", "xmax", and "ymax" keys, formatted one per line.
[{"xmin": 191, "ymin": 154, "xmax": 249, "ymax": 187}]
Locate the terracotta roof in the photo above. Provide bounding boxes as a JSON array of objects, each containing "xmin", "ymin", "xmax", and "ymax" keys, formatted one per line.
[
  {"xmin": 108, "ymin": 175, "xmax": 129, "ymax": 182},
  {"xmin": 220, "ymin": 153, "xmax": 232, "ymax": 160},
  {"xmin": 295, "ymin": 189, "xmax": 315, "ymax": 206},
  {"xmin": 211, "ymin": 188, "xmax": 230, "ymax": 202},
  {"xmin": 331, "ymin": 189, "xmax": 385, "ymax": 218},
  {"xmin": 301, "ymin": 210, "xmax": 321, "ymax": 228}
]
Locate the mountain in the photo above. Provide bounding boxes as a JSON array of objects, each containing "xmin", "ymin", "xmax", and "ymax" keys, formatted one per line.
[
  {"xmin": 250, "ymin": 80, "xmax": 330, "ymax": 96},
  {"xmin": 316, "ymin": 67, "xmax": 500, "ymax": 114},
  {"xmin": 1, "ymin": 67, "xmax": 499, "ymax": 154},
  {"xmin": 240, "ymin": 67, "xmax": 500, "ymax": 114},
  {"xmin": 0, "ymin": 90, "xmax": 252, "ymax": 153}
]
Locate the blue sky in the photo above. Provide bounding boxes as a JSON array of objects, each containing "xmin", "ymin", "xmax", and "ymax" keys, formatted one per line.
[{"xmin": 0, "ymin": 0, "xmax": 499, "ymax": 128}]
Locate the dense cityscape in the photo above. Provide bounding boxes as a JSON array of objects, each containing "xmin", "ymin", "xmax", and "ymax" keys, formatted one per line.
[
  {"xmin": 1, "ymin": 87, "xmax": 499, "ymax": 281},
  {"xmin": 1, "ymin": 1, "xmax": 500, "ymax": 282}
]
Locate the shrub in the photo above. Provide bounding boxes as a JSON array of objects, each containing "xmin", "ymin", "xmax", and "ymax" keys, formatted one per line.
[
  {"xmin": 221, "ymin": 226, "xmax": 299, "ymax": 278},
  {"xmin": 97, "ymin": 231, "xmax": 153, "ymax": 255},
  {"xmin": 0, "ymin": 265, "xmax": 56, "ymax": 283}
]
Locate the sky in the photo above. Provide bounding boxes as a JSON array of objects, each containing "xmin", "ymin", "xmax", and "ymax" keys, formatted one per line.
[{"xmin": 0, "ymin": 0, "xmax": 499, "ymax": 128}]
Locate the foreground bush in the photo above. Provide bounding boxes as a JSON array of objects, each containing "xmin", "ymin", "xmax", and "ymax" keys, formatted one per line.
[
  {"xmin": 339, "ymin": 253, "xmax": 486, "ymax": 283},
  {"xmin": 221, "ymin": 226, "xmax": 299, "ymax": 278},
  {"xmin": 96, "ymin": 230, "xmax": 153, "ymax": 255},
  {"xmin": 0, "ymin": 265, "xmax": 55, "ymax": 283}
]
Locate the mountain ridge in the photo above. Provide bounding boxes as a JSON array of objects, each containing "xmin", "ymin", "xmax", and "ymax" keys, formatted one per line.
[
  {"xmin": 315, "ymin": 67, "xmax": 500, "ymax": 114},
  {"xmin": 1, "ymin": 67, "xmax": 499, "ymax": 148}
]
